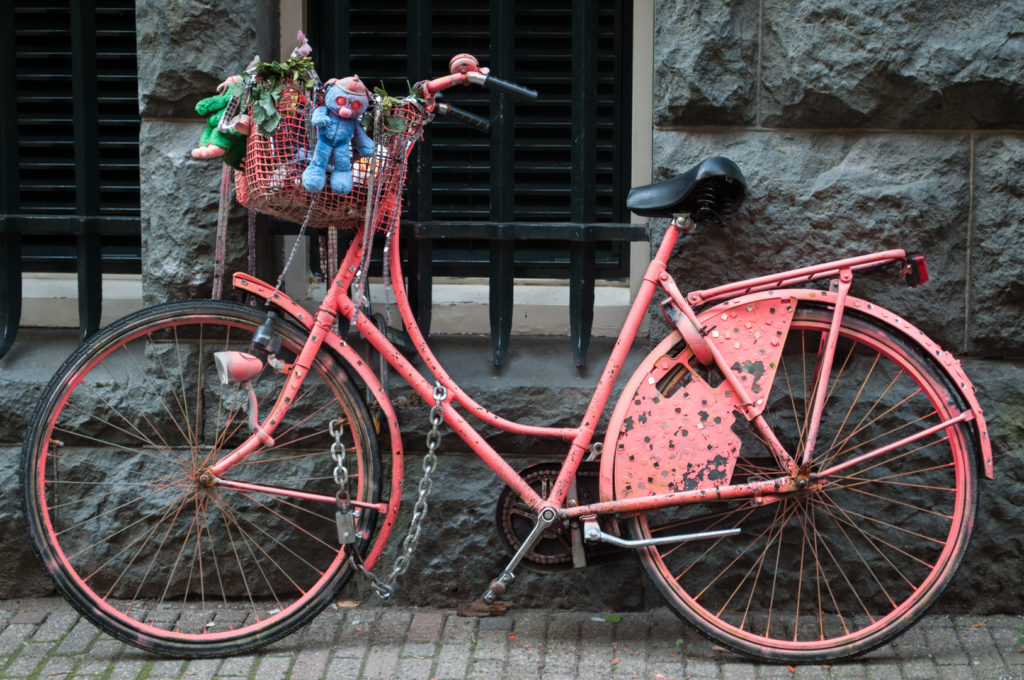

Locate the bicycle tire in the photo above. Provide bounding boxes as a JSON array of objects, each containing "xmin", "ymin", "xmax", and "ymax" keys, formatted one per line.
[
  {"xmin": 21, "ymin": 299, "xmax": 382, "ymax": 657},
  {"xmin": 628, "ymin": 305, "xmax": 979, "ymax": 663}
]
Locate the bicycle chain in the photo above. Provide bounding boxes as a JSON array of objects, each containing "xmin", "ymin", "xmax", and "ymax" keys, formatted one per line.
[{"xmin": 335, "ymin": 382, "xmax": 447, "ymax": 599}]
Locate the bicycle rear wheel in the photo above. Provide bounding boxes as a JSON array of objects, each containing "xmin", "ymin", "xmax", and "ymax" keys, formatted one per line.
[
  {"xmin": 21, "ymin": 300, "xmax": 381, "ymax": 657},
  {"xmin": 630, "ymin": 305, "xmax": 978, "ymax": 663}
]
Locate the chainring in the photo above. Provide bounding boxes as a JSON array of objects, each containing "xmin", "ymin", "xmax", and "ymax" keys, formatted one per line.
[{"xmin": 494, "ymin": 461, "xmax": 627, "ymax": 572}]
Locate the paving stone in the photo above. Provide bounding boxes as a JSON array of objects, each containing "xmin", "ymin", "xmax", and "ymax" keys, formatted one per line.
[
  {"xmin": 927, "ymin": 625, "xmax": 968, "ymax": 664},
  {"xmin": 178, "ymin": 657, "xmax": 223, "ymax": 680},
  {"xmin": 148, "ymin": 658, "xmax": 185, "ymax": 678},
  {"xmin": 73, "ymin": 657, "xmax": 114, "ymax": 676},
  {"xmin": 30, "ymin": 611, "xmax": 78, "ymax": 642},
  {"xmin": 401, "ymin": 640, "xmax": 437, "ymax": 658},
  {"xmin": 9, "ymin": 610, "xmax": 48, "ymax": 626},
  {"xmin": 40, "ymin": 654, "xmax": 75, "ymax": 673},
  {"xmin": 106, "ymin": 658, "xmax": 147, "ymax": 680},
  {"xmin": 647, "ymin": 661, "xmax": 687, "ymax": 680},
  {"xmin": 760, "ymin": 663, "xmax": 801, "ymax": 679},
  {"xmin": 988, "ymin": 617, "xmax": 1024, "ymax": 666},
  {"xmin": 3, "ymin": 652, "xmax": 46, "ymax": 677},
  {"xmin": 291, "ymin": 648, "xmax": 330, "ymax": 680},
  {"xmin": 326, "ymin": 654, "xmax": 366, "ymax": 678},
  {"xmin": 441, "ymin": 615, "xmax": 478, "ymax": 643},
  {"xmin": 969, "ymin": 657, "xmax": 1012, "ymax": 679},
  {"xmin": 506, "ymin": 644, "xmax": 545, "ymax": 680},
  {"xmin": 361, "ymin": 643, "xmax": 401, "ymax": 679},
  {"xmin": 577, "ymin": 637, "xmax": 614, "ymax": 677},
  {"xmin": 891, "ymin": 624, "xmax": 928, "ymax": 656},
  {"xmin": 792, "ymin": 664, "xmax": 832, "ymax": 680},
  {"xmin": 683, "ymin": 658, "xmax": 721, "ymax": 679},
  {"xmin": 397, "ymin": 655, "xmax": 436, "ymax": 678},
  {"xmin": 472, "ymin": 630, "xmax": 509, "ymax": 661},
  {"xmin": 935, "ymin": 664, "xmax": 974, "ymax": 680},
  {"xmin": 467, "ymin": 658, "xmax": 506, "ymax": 679},
  {"xmin": 215, "ymin": 654, "xmax": 255, "ymax": 677},
  {"xmin": 899, "ymin": 658, "xmax": 941, "ymax": 680},
  {"xmin": 823, "ymin": 662, "xmax": 869, "ymax": 680},
  {"xmin": 864, "ymin": 662, "xmax": 901, "ymax": 679},
  {"xmin": 543, "ymin": 635, "xmax": 580, "ymax": 679},
  {"xmin": 479, "ymin": 615, "xmax": 514, "ymax": 631},
  {"xmin": 547, "ymin": 613, "xmax": 581, "ymax": 642},
  {"xmin": 373, "ymin": 609, "xmax": 413, "ymax": 644},
  {"xmin": 435, "ymin": 642, "xmax": 472, "ymax": 679},
  {"xmin": 88, "ymin": 635, "xmax": 133, "ymax": 657},
  {"xmin": 334, "ymin": 611, "xmax": 377, "ymax": 659},
  {"xmin": 407, "ymin": 611, "xmax": 447, "ymax": 642},
  {"xmin": 540, "ymin": 662, "xmax": 578, "ymax": 680},
  {"xmin": 55, "ymin": 618, "xmax": 100, "ymax": 655},
  {"xmin": 512, "ymin": 611, "xmax": 549, "ymax": 639},
  {"xmin": 294, "ymin": 609, "xmax": 344, "ymax": 645}
]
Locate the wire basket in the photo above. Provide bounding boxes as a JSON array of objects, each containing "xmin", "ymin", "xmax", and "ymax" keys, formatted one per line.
[{"xmin": 236, "ymin": 83, "xmax": 426, "ymax": 231}]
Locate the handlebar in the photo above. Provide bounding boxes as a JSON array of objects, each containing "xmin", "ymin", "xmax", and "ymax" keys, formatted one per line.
[
  {"xmin": 418, "ymin": 53, "xmax": 538, "ymax": 126},
  {"xmin": 437, "ymin": 103, "xmax": 491, "ymax": 133},
  {"xmin": 466, "ymin": 71, "xmax": 539, "ymax": 102}
]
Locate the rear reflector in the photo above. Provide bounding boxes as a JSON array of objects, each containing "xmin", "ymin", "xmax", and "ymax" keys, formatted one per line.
[{"xmin": 902, "ymin": 254, "xmax": 929, "ymax": 287}]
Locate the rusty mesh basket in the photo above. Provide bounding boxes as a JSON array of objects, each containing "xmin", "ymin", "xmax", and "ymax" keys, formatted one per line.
[{"xmin": 236, "ymin": 82, "xmax": 426, "ymax": 231}]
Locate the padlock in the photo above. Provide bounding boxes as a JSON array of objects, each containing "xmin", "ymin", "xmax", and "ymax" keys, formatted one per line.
[{"xmin": 335, "ymin": 508, "xmax": 357, "ymax": 545}]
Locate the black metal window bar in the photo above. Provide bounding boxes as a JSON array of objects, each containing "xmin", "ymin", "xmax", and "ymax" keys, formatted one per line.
[
  {"xmin": 309, "ymin": 0, "xmax": 646, "ymax": 366},
  {"xmin": 0, "ymin": 1, "xmax": 141, "ymax": 359}
]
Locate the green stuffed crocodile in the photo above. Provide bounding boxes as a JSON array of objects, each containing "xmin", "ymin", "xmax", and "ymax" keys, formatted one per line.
[{"xmin": 191, "ymin": 76, "xmax": 250, "ymax": 169}]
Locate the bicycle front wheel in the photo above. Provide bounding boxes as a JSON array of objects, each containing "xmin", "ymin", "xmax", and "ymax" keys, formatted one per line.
[
  {"xmin": 21, "ymin": 300, "xmax": 382, "ymax": 657},
  {"xmin": 631, "ymin": 305, "xmax": 979, "ymax": 663}
]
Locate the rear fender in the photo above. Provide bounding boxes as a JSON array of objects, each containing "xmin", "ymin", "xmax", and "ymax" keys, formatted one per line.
[
  {"xmin": 743, "ymin": 289, "xmax": 992, "ymax": 479},
  {"xmin": 600, "ymin": 290, "xmax": 993, "ymax": 503}
]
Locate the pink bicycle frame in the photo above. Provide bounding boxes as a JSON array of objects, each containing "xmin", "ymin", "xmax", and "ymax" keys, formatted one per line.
[{"xmin": 212, "ymin": 217, "xmax": 992, "ymax": 572}]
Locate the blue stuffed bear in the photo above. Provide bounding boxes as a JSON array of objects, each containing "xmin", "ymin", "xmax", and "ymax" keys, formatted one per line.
[{"xmin": 301, "ymin": 75, "xmax": 376, "ymax": 195}]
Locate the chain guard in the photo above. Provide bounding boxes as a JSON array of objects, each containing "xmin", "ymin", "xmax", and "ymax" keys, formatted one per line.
[{"xmin": 494, "ymin": 461, "xmax": 627, "ymax": 572}]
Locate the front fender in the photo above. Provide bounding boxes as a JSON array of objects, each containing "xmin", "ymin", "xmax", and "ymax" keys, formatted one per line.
[{"xmin": 232, "ymin": 272, "xmax": 405, "ymax": 569}]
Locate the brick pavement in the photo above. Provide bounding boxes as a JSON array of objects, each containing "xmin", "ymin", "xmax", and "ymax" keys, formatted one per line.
[{"xmin": 0, "ymin": 597, "xmax": 1021, "ymax": 679}]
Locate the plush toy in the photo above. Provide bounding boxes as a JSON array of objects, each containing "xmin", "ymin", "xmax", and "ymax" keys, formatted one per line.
[
  {"xmin": 191, "ymin": 75, "xmax": 250, "ymax": 169},
  {"xmin": 301, "ymin": 75, "xmax": 376, "ymax": 195}
]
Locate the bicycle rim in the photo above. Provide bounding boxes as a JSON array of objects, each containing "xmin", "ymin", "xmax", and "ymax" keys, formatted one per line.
[
  {"xmin": 631, "ymin": 305, "xmax": 978, "ymax": 663},
  {"xmin": 21, "ymin": 300, "xmax": 381, "ymax": 657}
]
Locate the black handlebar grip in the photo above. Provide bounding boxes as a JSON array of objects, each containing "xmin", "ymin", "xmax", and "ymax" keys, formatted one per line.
[
  {"xmin": 442, "ymin": 104, "xmax": 491, "ymax": 133},
  {"xmin": 482, "ymin": 74, "xmax": 538, "ymax": 102}
]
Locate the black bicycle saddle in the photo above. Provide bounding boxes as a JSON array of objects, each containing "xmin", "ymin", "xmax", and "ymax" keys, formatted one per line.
[{"xmin": 626, "ymin": 156, "xmax": 746, "ymax": 223}]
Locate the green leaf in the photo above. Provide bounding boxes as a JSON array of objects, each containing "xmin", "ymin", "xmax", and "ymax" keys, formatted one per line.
[
  {"xmin": 601, "ymin": 614, "xmax": 622, "ymax": 623},
  {"xmin": 385, "ymin": 115, "xmax": 407, "ymax": 134}
]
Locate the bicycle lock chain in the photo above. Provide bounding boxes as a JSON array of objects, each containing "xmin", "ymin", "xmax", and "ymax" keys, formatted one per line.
[{"xmin": 332, "ymin": 382, "xmax": 447, "ymax": 599}]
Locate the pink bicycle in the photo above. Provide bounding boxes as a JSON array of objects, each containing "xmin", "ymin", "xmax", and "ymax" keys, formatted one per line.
[{"xmin": 21, "ymin": 55, "xmax": 992, "ymax": 663}]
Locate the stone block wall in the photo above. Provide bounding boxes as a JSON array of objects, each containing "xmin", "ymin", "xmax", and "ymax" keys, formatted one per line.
[
  {"xmin": 652, "ymin": 0, "xmax": 1024, "ymax": 613},
  {"xmin": 136, "ymin": 0, "xmax": 277, "ymax": 303}
]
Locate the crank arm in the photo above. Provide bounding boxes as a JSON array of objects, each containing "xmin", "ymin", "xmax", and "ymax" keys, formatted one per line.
[
  {"xmin": 482, "ymin": 507, "xmax": 558, "ymax": 603},
  {"xmin": 582, "ymin": 516, "xmax": 739, "ymax": 549}
]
